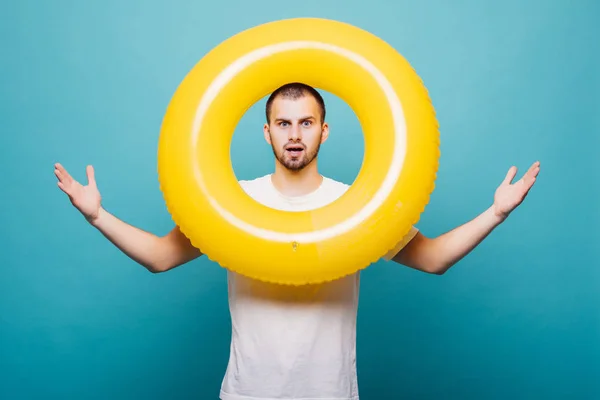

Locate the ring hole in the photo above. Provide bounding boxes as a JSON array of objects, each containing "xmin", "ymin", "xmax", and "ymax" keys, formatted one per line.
[{"xmin": 231, "ymin": 89, "xmax": 364, "ymax": 193}]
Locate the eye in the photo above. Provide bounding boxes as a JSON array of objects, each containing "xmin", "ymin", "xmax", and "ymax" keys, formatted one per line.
[
  {"xmin": 279, "ymin": 121, "xmax": 289, "ymax": 127},
  {"xmin": 302, "ymin": 120, "xmax": 312, "ymax": 127}
]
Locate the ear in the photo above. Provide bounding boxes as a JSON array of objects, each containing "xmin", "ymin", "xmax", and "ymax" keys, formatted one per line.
[
  {"xmin": 263, "ymin": 123, "xmax": 272, "ymax": 145},
  {"xmin": 320, "ymin": 122, "xmax": 330, "ymax": 144}
]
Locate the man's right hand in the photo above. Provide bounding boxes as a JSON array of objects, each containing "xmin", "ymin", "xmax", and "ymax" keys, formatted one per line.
[
  {"xmin": 53, "ymin": 162, "xmax": 201, "ymax": 272},
  {"xmin": 55, "ymin": 163, "xmax": 102, "ymax": 224}
]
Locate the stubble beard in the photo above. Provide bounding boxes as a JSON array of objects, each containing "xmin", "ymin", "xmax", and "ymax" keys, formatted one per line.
[{"xmin": 271, "ymin": 136, "xmax": 322, "ymax": 172}]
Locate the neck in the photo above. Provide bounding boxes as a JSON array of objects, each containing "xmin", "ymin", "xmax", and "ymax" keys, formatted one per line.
[{"xmin": 271, "ymin": 159, "xmax": 323, "ymax": 197}]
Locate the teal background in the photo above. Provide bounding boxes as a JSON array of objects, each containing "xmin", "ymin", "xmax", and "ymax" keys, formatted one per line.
[{"xmin": 1, "ymin": 0, "xmax": 599, "ymax": 398}]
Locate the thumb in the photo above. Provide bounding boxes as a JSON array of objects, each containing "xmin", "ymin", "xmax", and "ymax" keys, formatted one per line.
[
  {"xmin": 502, "ymin": 166, "xmax": 518, "ymax": 185},
  {"xmin": 86, "ymin": 165, "xmax": 97, "ymax": 187}
]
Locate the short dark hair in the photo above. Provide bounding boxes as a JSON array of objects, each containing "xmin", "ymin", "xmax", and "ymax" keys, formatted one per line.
[{"xmin": 265, "ymin": 82, "xmax": 326, "ymax": 123}]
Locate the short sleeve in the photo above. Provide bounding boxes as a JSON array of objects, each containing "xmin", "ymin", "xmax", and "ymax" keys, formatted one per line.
[{"xmin": 382, "ymin": 226, "xmax": 419, "ymax": 261}]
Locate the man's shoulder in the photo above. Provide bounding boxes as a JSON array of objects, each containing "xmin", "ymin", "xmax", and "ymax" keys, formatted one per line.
[
  {"xmin": 237, "ymin": 174, "xmax": 271, "ymax": 194},
  {"xmin": 238, "ymin": 174, "xmax": 269, "ymax": 184},
  {"xmin": 237, "ymin": 174, "xmax": 350, "ymax": 188},
  {"xmin": 321, "ymin": 176, "xmax": 351, "ymax": 195},
  {"xmin": 237, "ymin": 174, "xmax": 351, "ymax": 200},
  {"xmin": 322, "ymin": 176, "xmax": 350, "ymax": 188}
]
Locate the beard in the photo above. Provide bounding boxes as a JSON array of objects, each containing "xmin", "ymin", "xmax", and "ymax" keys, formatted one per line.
[{"xmin": 271, "ymin": 137, "xmax": 322, "ymax": 172}]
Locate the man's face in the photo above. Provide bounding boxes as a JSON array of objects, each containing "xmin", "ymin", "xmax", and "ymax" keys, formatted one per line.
[{"xmin": 264, "ymin": 95, "xmax": 329, "ymax": 171}]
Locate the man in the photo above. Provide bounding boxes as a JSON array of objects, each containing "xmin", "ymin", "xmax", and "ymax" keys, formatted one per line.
[{"xmin": 54, "ymin": 82, "xmax": 540, "ymax": 400}]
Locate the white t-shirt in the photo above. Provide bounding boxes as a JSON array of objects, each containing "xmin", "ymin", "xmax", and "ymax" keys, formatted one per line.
[{"xmin": 219, "ymin": 174, "xmax": 418, "ymax": 400}]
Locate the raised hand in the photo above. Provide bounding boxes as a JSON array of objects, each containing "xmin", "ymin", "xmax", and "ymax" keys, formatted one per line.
[
  {"xmin": 54, "ymin": 163, "xmax": 102, "ymax": 223},
  {"xmin": 493, "ymin": 161, "xmax": 540, "ymax": 220}
]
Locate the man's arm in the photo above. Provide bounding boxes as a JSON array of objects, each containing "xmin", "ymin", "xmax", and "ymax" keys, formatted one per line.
[
  {"xmin": 391, "ymin": 161, "xmax": 540, "ymax": 275},
  {"xmin": 91, "ymin": 208, "xmax": 202, "ymax": 273},
  {"xmin": 55, "ymin": 163, "xmax": 201, "ymax": 273},
  {"xmin": 391, "ymin": 207, "xmax": 503, "ymax": 274}
]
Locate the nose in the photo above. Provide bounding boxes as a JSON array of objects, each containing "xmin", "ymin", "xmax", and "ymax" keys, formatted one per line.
[{"xmin": 288, "ymin": 123, "xmax": 301, "ymax": 141}]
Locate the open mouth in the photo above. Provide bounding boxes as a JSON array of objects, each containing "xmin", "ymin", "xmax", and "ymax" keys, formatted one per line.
[{"xmin": 285, "ymin": 146, "xmax": 304, "ymax": 157}]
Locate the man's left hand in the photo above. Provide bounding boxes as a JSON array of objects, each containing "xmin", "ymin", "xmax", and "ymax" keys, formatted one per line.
[{"xmin": 493, "ymin": 161, "xmax": 541, "ymax": 220}]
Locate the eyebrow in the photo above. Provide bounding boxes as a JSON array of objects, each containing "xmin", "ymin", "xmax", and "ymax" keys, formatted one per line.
[{"xmin": 274, "ymin": 116, "xmax": 316, "ymax": 122}]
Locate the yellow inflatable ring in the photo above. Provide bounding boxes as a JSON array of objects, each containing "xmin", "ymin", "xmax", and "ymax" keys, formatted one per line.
[{"xmin": 158, "ymin": 18, "xmax": 440, "ymax": 285}]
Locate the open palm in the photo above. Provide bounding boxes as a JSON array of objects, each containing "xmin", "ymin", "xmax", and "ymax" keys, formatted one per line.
[
  {"xmin": 493, "ymin": 161, "xmax": 540, "ymax": 219},
  {"xmin": 54, "ymin": 163, "xmax": 102, "ymax": 222}
]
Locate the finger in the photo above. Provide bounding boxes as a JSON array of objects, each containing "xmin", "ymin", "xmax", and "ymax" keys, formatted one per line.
[
  {"xmin": 54, "ymin": 168, "xmax": 69, "ymax": 186},
  {"xmin": 526, "ymin": 161, "xmax": 541, "ymax": 178},
  {"xmin": 86, "ymin": 165, "xmax": 96, "ymax": 187},
  {"xmin": 502, "ymin": 166, "xmax": 518, "ymax": 185},
  {"xmin": 523, "ymin": 177, "xmax": 537, "ymax": 196},
  {"xmin": 54, "ymin": 163, "xmax": 74, "ymax": 184},
  {"xmin": 57, "ymin": 181, "xmax": 71, "ymax": 196},
  {"xmin": 523, "ymin": 164, "xmax": 541, "ymax": 187},
  {"xmin": 520, "ymin": 166, "xmax": 540, "ymax": 194}
]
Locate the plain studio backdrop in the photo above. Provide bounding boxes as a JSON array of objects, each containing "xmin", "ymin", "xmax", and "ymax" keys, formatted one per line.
[{"xmin": 1, "ymin": 0, "xmax": 598, "ymax": 398}]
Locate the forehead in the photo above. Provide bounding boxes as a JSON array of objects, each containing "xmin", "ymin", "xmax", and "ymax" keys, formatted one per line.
[{"xmin": 270, "ymin": 96, "xmax": 320, "ymax": 118}]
